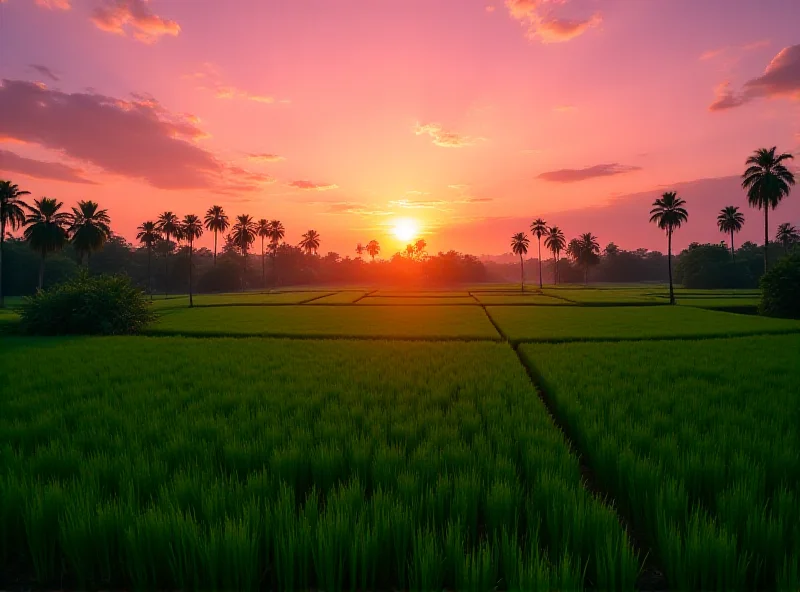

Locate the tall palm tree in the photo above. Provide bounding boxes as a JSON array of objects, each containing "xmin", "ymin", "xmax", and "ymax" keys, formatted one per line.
[
  {"xmin": 366, "ymin": 239, "xmax": 380, "ymax": 261},
  {"xmin": 231, "ymin": 214, "xmax": 257, "ymax": 289},
  {"xmin": 256, "ymin": 218, "xmax": 270, "ymax": 288},
  {"xmin": 574, "ymin": 232, "xmax": 600, "ymax": 285},
  {"xmin": 157, "ymin": 211, "xmax": 179, "ymax": 296},
  {"xmin": 742, "ymin": 147, "xmax": 795, "ymax": 273},
  {"xmin": 204, "ymin": 205, "xmax": 229, "ymax": 265},
  {"xmin": 0, "ymin": 180, "xmax": 30, "ymax": 307},
  {"xmin": 530, "ymin": 218, "xmax": 548, "ymax": 288},
  {"xmin": 267, "ymin": 220, "xmax": 285, "ymax": 284},
  {"xmin": 716, "ymin": 206, "xmax": 745, "ymax": 262},
  {"xmin": 775, "ymin": 222, "xmax": 800, "ymax": 253},
  {"xmin": 136, "ymin": 221, "xmax": 161, "ymax": 300},
  {"xmin": 355, "ymin": 243, "xmax": 365, "ymax": 260},
  {"xmin": 544, "ymin": 226, "xmax": 566, "ymax": 285},
  {"xmin": 510, "ymin": 232, "xmax": 530, "ymax": 293},
  {"xmin": 649, "ymin": 191, "xmax": 688, "ymax": 305},
  {"xmin": 181, "ymin": 214, "xmax": 203, "ymax": 307},
  {"xmin": 23, "ymin": 197, "xmax": 70, "ymax": 289},
  {"xmin": 69, "ymin": 200, "xmax": 111, "ymax": 266},
  {"xmin": 299, "ymin": 230, "xmax": 321, "ymax": 255}
]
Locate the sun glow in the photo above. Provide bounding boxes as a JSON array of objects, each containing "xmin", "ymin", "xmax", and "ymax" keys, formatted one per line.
[{"xmin": 393, "ymin": 218, "xmax": 419, "ymax": 242}]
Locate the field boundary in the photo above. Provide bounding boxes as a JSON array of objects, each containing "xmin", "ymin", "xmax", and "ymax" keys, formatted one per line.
[
  {"xmin": 141, "ymin": 329, "xmax": 503, "ymax": 343},
  {"xmin": 508, "ymin": 327, "xmax": 800, "ymax": 345},
  {"xmin": 351, "ymin": 289, "xmax": 377, "ymax": 303},
  {"xmin": 297, "ymin": 292, "xmax": 337, "ymax": 304}
]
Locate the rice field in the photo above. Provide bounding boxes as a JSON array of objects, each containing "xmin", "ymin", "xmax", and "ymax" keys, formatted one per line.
[
  {"xmin": 147, "ymin": 304, "xmax": 501, "ymax": 340},
  {"xmin": 470, "ymin": 293, "xmax": 570, "ymax": 306},
  {"xmin": 519, "ymin": 336, "xmax": 800, "ymax": 590},
  {"xmin": 306, "ymin": 291, "xmax": 369, "ymax": 304},
  {"xmin": 0, "ymin": 337, "xmax": 636, "ymax": 590},
  {"xmin": 541, "ymin": 288, "xmax": 663, "ymax": 305},
  {"xmin": 357, "ymin": 296, "xmax": 477, "ymax": 306},
  {"xmin": 487, "ymin": 305, "xmax": 800, "ymax": 343}
]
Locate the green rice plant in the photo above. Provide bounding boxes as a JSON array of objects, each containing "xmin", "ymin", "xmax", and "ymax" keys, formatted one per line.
[
  {"xmin": 456, "ymin": 539, "xmax": 499, "ymax": 592},
  {"xmin": 25, "ymin": 482, "xmax": 66, "ymax": 584},
  {"xmin": 409, "ymin": 526, "xmax": 444, "ymax": 592}
]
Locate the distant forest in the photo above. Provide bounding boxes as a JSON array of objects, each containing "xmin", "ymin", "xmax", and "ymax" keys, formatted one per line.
[{"xmin": 1, "ymin": 234, "xmax": 787, "ymax": 296}]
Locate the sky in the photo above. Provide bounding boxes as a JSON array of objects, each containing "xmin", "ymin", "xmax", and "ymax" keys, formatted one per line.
[{"xmin": 1, "ymin": 0, "xmax": 799, "ymax": 257}]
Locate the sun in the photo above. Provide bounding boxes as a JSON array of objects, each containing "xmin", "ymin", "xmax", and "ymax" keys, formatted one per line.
[{"xmin": 393, "ymin": 218, "xmax": 419, "ymax": 242}]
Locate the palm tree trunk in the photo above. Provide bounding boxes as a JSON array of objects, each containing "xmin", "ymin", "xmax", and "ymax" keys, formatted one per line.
[
  {"xmin": 519, "ymin": 254, "xmax": 524, "ymax": 293},
  {"xmin": 730, "ymin": 230, "xmax": 735, "ymax": 264},
  {"xmin": 537, "ymin": 238, "xmax": 543, "ymax": 288},
  {"xmin": 164, "ymin": 232, "xmax": 170, "ymax": 297},
  {"xmin": 0, "ymin": 224, "xmax": 5, "ymax": 308},
  {"xmin": 261, "ymin": 237, "xmax": 265, "ymax": 289},
  {"xmin": 147, "ymin": 245, "xmax": 152, "ymax": 301},
  {"xmin": 213, "ymin": 230, "xmax": 218, "ymax": 265},
  {"xmin": 188, "ymin": 241, "xmax": 193, "ymax": 308},
  {"xmin": 39, "ymin": 251, "xmax": 45, "ymax": 290},
  {"xmin": 764, "ymin": 208, "xmax": 769, "ymax": 274},
  {"xmin": 668, "ymin": 229, "xmax": 674, "ymax": 305}
]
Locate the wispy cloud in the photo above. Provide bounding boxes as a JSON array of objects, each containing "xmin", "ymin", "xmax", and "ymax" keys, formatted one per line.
[
  {"xmin": 186, "ymin": 63, "xmax": 286, "ymax": 104},
  {"xmin": 34, "ymin": 0, "xmax": 70, "ymax": 10},
  {"xmin": 505, "ymin": 0, "xmax": 601, "ymax": 43},
  {"xmin": 289, "ymin": 180, "xmax": 339, "ymax": 191},
  {"xmin": 0, "ymin": 149, "xmax": 96, "ymax": 184},
  {"xmin": 91, "ymin": 0, "xmax": 180, "ymax": 43},
  {"xmin": 709, "ymin": 44, "xmax": 800, "ymax": 111},
  {"xmin": 247, "ymin": 153, "xmax": 285, "ymax": 163},
  {"xmin": 537, "ymin": 163, "xmax": 641, "ymax": 183},
  {"xmin": 700, "ymin": 39, "xmax": 771, "ymax": 61},
  {"xmin": 415, "ymin": 122, "xmax": 484, "ymax": 148},
  {"xmin": 29, "ymin": 64, "xmax": 59, "ymax": 82}
]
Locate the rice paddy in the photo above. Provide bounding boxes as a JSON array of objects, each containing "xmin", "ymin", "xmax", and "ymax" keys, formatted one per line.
[{"xmin": 3, "ymin": 283, "xmax": 797, "ymax": 590}]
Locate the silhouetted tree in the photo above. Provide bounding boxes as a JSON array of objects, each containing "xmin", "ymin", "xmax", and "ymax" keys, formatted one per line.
[
  {"xmin": 414, "ymin": 239, "xmax": 427, "ymax": 260},
  {"xmin": 204, "ymin": 205, "xmax": 229, "ymax": 265},
  {"xmin": 69, "ymin": 200, "xmax": 111, "ymax": 266},
  {"xmin": 257, "ymin": 218, "xmax": 270, "ymax": 288},
  {"xmin": 157, "ymin": 211, "xmax": 179, "ymax": 296},
  {"xmin": 0, "ymin": 180, "xmax": 29, "ymax": 307},
  {"xmin": 544, "ymin": 226, "xmax": 566, "ymax": 285},
  {"xmin": 717, "ymin": 206, "xmax": 744, "ymax": 262},
  {"xmin": 23, "ymin": 197, "xmax": 70, "ymax": 289},
  {"xmin": 650, "ymin": 191, "xmax": 688, "ymax": 304},
  {"xmin": 231, "ymin": 215, "xmax": 257, "ymax": 288},
  {"xmin": 530, "ymin": 218, "xmax": 548, "ymax": 288},
  {"xmin": 776, "ymin": 222, "xmax": 799, "ymax": 253},
  {"xmin": 510, "ymin": 232, "xmax": 530, "ymax": 292},
  {"xmin": 366, "ymin": 240, "xmax": 380, "ymax": 261},
  {"xmin": 299, "ymin": 230, "xmax": 321, "ymax": 255},
  {"xmin": 355, "ymin": 243, "xmax": 365, "ymax": 260},
  {"xmin": 136, "ymin": 221, "xmax": 160, "ymax": 299},
  {"xmin": 742, "ymin": 147, "xmax": 795, "ymax": 273},
  {"xmin": 268, "ymin": 220, "xmax": 285, "ymax": 284}
]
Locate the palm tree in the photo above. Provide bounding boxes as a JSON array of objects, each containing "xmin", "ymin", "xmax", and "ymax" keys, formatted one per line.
[
  {"xmin": 299, "ymin": 230, "xmax": 321, "ymax": 255},
  {"xmin": 530, "ymin": 218, "xmax": 548, "ymax": 288},
  {"xmin": 157, "ymin": 211, "xmax": 179, "ymax": 296},
  {"xmin": 742, "ymin": 147, "xmax": 795, "ymax": 273},
  {"xmin": 510, "ymin": 232, "xmax": 530, "ymax": 293},
  {"xmin": 716, "ymin": 206, "xmax": 745, "ymax": 262},
  {"xmin": 649, "ymin": 191, "xmax": 688, "ymax": 305},
  {"xmin": 256, "ymin": 219, "xmax": 270, "ymax": 288},
  {"xmin": 231, "ymin": 214, "xmax": 257, "ymax": 288},
  {"xmin": 23, "ymin": 197, "xmax": 70, "ymax": 289},
  {"xmin": 267, "ymin": 220, "xmax": 286, "ymax": 285},
  {"xmin": 573, "ymin": 232, "xmax": 600, "ymax": 285},
  {"xmin": 181, "ymin": 214, "xmax": 203, "ymax": 307},
  {"xmin": 544, "ymin": 226, "xmax": 566, "ymax": 284},
  {"xmin": 136, "ymin": 221, "xmax": 161, "ymax": 300},
  {"xmin": 0, "ymin": 180, "xmax": 30, "ymax": 307},
  {"xmin": 204, "ymin": 205, "xmax": 229, "ymax": 265},
  {"xmin": 355, "ymin": 243, "xmax": 365, "ymax": 260},
  {"xmin": 775, "ymin": 222, "xmax": 800, "ymax": 253},
  {"xmin": 69, "ymin": 200, "xmax": 111, "ymax": 266},
  {"xmin": 366, "ymin": 239, "xmax": 380, "ymax": 261},
  {"xmin": 414, "ymin": 239, "xmax": 427, "ymax": 260}
]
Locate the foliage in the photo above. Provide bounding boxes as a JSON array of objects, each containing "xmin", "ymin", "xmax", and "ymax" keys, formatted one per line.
[
  {"xmin": 0, "ymin": 338, "xmax": 637, "ymax": 590},
  {"xmin": 520, "ymin": 336, "xmax": 800, "ymax": 590},
  {"xmin": 775, "ymin": 222, "xmax": 799, "ymax": 252},
  {"xmin": 18, "ymin": 271, "xmax": 154, "ymax": 335},
  {"xmin": 299, "ymin": 229, "xmax": 321, "ymax": 255},
  {"xmin": 674, "ymin": 243, "xmax": 756, "ymax": 289},
  {"xmin": 69, "ymin": 200, "xmax": 111, "ymax": 262},
  {"xmin": 759, "ymin": 252, "xmax": 800, "ymax": 319}
]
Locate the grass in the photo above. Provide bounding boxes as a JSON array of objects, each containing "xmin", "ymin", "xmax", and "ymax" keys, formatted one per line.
[
  {"xmin": 306, "ymin": 291, "xmax": 369, "ymax": 304},
  {"xmin": 358, "ymin": 296, "xmax": 477, "ymax": 305},
  {"xmin": 542, "ymin": 288, "xmax": 663, "ymax": 304},
  {"xmin": 470, "ymin": 293, "xmax": 572, "ymax": 306},
  {"xmin": 149, "ymin": 291, "xmax": 330, "ymax": 309},
  {"xmin": 487, "ymin": 305, "xmax": 800, "ymax": 343},
  {"xmin": 0, "ymin": 337, "xmax": 637, "ymax": 590},
  {"xmin": 518, "ymin": 335, "xmax": 800, "ymax": 590},
  {"xmin": 374, "ymin": 290, "xmax": 471, "ymax": 297},
  {"xmin": 148, "ymin": 304, "xmax": 502, "ymax": 340}
]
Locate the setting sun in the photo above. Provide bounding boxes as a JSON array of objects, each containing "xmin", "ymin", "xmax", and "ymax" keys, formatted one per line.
[{"xmin": 393, "ymin": 218, "xmax": 419, "ymax": 242}]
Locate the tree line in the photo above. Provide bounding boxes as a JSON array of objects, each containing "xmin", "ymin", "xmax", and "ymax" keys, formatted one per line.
[{"xmin": 510, "ymin": 146, "xmax": 796, "ymax": 303}]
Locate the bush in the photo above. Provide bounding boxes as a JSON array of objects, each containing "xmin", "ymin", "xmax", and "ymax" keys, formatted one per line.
[
  {"xmin": 759, "ymin": 253, "xmax": 800, "ymax": 319},
  {"xmin": 19, "ymin": 271, "xmax": 155, "ymax": 335}
]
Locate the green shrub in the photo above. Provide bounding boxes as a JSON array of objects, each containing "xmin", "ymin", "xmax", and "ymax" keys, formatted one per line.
[
  {"xmin": 759, "ymin": 253, "xmax": 800, "ymax": 319},
  {"xmin": 19, "ymin": 272, "xmax": 154, "ymax": 335}
]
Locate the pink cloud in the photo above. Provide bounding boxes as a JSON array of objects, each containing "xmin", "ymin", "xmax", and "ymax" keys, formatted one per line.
[
  {"xmin": 35, "ymin": 0, "xmax": 70, "ymax": 9},
  {"xmin": 0, "ymin": 79, "xmax": 269, "ymax": 193},
  {"xmin": 91, "ymin": 0, "xmax": 180, "ymax": 43},
  {"xmin": 187, "ymin": 63, "xmax": 285, "ymax": 104},
  {"xmin": 290, "ymin": 180, "xmax": 338, "ymax": 191},
  {"xmin": 0, "ymin": 149, "xmax": 96, "ymax": 184},
  {"xmin": 247, "ymin": 153, "xmax": 285, "ymax": 163},
  {"xmin": 537, "ymin": 163, "xmax": 641, "ymax": 183},
  {"xmin": 505, "ymin": 0, "xmax": 601, "ymax": 43},
  {"xmin": 29, "ymin": 64, "xmax": 59, "ymax": 81},
  {"xmin": 708, "ymin": 81, "xmax": 748, "ymax": 111},
  {"xmin": 415, "ymin": 123, "xmax": 483, "ymax": 148}
]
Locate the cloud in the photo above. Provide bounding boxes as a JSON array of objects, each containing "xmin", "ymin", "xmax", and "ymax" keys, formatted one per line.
[
  {"xmin": 537, "ymin": 163, "xmax": 641, "ymax": 183},
  {"xmin": 91, "ymin": 0, "xmax": 180, "ymax": 43},
  {"xmin": 29, "ymin": 64, "xmax": 59, "ymax": 82},
  {"xmin": 448, "ymin": 184, "xmax": 470, "ymax": 190},
  {"xmin": 303, "ymin": 200, "xmax": 393, "ymax": 216},
  {"xmin": 0, "ymin": 149, "xmax": 96, "ymax": 184},
  {"xmin": 415, "ymin": 123, "xmax": 483, "ymax": 148},
  {"xmin": 289, "ymin": 180, "xmax": 338, "ymax": 191},
  {"xmin": 187, "ymin": 63, "xmax": 284, "ymax": 104},
  {"xmin": 247, "ymin": 153, "xmax": 285, "ymax": 163},
  {"xmin": 0, "ymin": 79, "xmax": 270, "ymax": 193},
  {"xmin": 34, "ymin": 0, "xmax": 70, "ymax": 9},
  {"xmin": 709, "ymin": 44, "xmax": 800, "ymax": 111},
  {"xmin": 486, "ymin": 5, "xmax": 496, "ymax": 13},
  {"xmin": 505, "ymin": 0, "xmax": 601, "ymax": 43},
  {"xmin": 700, "ymin": 40, "xmax": 770, "ymax": 61}
]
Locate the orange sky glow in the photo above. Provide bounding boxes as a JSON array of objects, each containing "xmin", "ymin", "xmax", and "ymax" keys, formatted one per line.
[{"xmin": 1, "ymin": 0, "xmax": 799, "ymax": 256}]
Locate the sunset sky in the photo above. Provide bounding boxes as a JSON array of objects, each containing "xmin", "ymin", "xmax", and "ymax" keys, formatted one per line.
[{"xmin": 1, "ymin": 0, "xmax": 799, "ymax": 257}]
